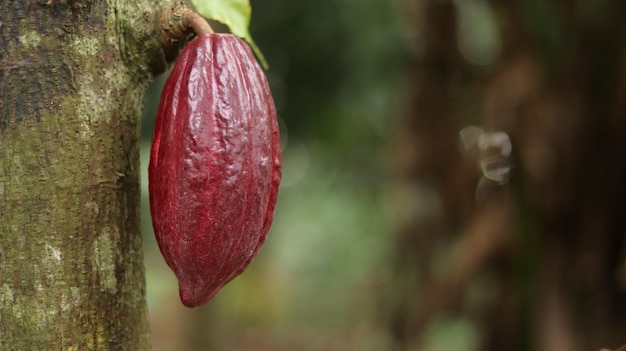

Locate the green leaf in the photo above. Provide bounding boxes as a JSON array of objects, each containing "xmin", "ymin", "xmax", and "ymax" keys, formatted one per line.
[{"xmin": 191, "ymin": 0, "xmax": 269, "ymax": 69}]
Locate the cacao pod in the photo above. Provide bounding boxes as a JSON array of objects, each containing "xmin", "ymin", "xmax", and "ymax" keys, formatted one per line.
[{"xmin": 149, "ymin": 33, "xmax": 282, "ymax": 307}]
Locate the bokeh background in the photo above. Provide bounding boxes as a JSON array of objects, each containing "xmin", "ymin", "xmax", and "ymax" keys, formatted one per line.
[{"xmin": 140, "ymin": 0, "xmax": 626, "ymax": 350}]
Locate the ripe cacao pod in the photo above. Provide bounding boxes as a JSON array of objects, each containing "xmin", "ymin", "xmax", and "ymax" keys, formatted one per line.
[{"xmin": 149, "ymin": 33, "xmax": 282, "ymax": 307}]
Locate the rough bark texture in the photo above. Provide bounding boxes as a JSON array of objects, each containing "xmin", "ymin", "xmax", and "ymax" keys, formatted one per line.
[{"xmin": 0, "ymin": 0, "xmax": 186, "ymax": 349}]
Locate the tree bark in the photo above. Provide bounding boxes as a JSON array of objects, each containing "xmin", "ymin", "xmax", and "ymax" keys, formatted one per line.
[{"xmin": 0, "ymin": 1, "xmax": 187, "ymax": 349}]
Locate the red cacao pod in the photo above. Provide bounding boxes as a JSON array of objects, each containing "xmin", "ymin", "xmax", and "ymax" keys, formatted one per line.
[{"xmin": 149, "ymin": 33, "xmax": 282, "ymax": 307}]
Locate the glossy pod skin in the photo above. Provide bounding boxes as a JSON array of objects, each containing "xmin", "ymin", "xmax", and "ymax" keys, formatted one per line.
[{"xmin": 149, "ymin": 34, "xmax": 282, "ymax": 307}]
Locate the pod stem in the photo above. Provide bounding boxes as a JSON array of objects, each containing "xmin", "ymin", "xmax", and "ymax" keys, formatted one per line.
[
  {"xmin": 159, "ymin": 4, "xmax": 214, "ymax": 45},
  {"xmin": 182, "ymin": 11, "xmax": 214, "ymax": 36}
]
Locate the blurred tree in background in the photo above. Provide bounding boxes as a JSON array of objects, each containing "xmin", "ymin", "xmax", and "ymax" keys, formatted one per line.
[
  {"xmin": 388, "ymin": 1, "xmax": 626, "ymax": 351},
  {"xmin": 141, "ymin": 0, "xmax": 626, "ymax": 350}
]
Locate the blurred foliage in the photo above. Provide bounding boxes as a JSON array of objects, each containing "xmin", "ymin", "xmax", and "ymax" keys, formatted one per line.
[{"xmin": 141, "ymin": 0, "xmax": 409, "ymax": 349}]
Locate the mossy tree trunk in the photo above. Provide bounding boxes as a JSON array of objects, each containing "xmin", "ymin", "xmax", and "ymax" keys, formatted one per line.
[{"xmin": 0, "ymin": 1, "xmax": 187, "ymax": 349}]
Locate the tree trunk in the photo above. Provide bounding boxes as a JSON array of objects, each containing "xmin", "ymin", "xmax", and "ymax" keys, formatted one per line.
[{"xmin": 0, "ymin": 1, "xmax": 184, "ymax": 349}]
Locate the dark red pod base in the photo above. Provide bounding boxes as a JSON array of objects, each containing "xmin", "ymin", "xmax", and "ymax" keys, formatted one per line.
[{"xmin": 149, "ymin": 34, "xmax": 282, "ymax": 307}]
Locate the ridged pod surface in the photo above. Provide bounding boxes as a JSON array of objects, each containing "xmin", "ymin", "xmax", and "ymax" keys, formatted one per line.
[{"xmin": 149, "ymin": 34, "xmax": 282, "ymax": 307}]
